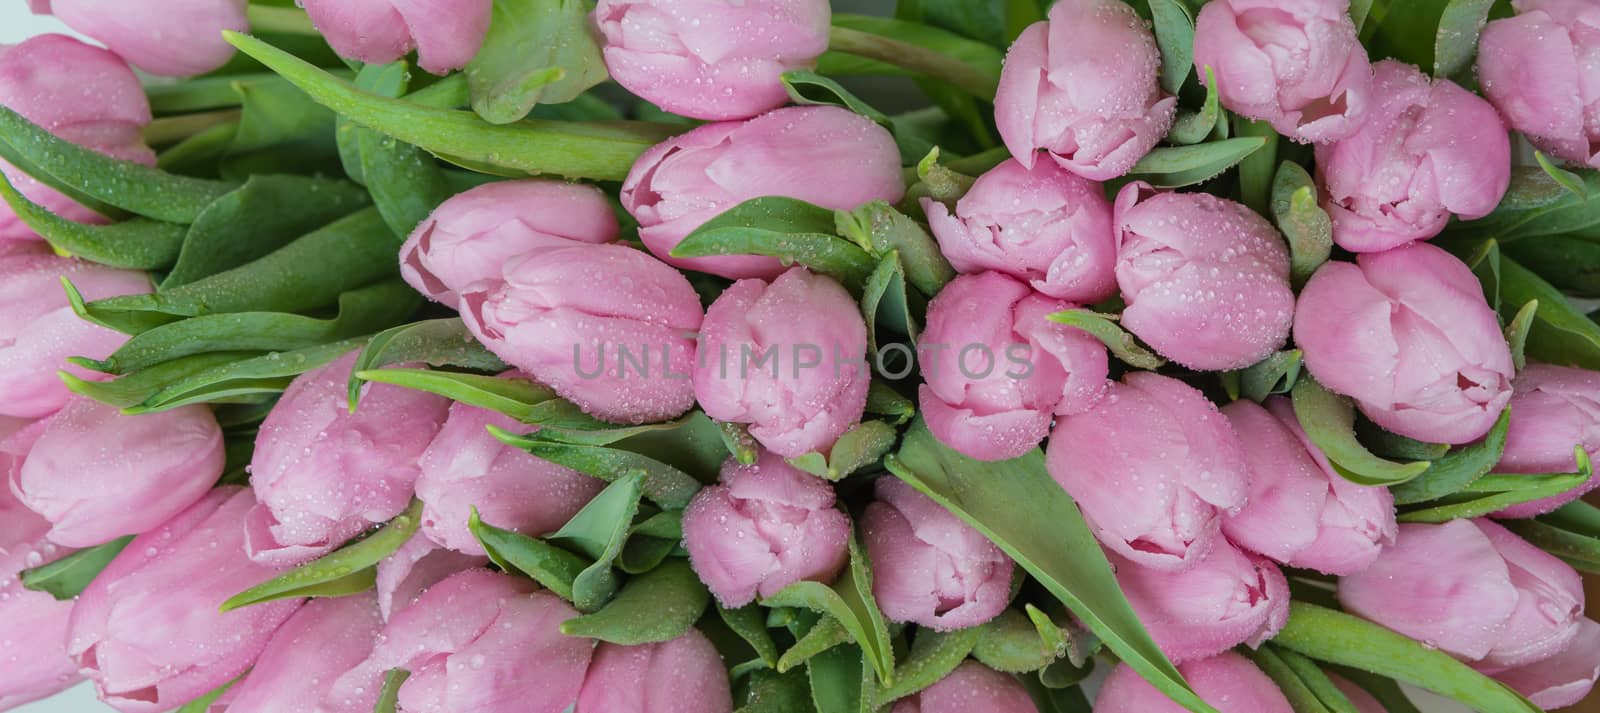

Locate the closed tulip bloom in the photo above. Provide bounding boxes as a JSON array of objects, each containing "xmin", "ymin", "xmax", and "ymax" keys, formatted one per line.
[
  {"xmin": 1220, "ymin": 398, "xmax": 1397, "ymax": 575},
  {"xmin": 1478, "ymin": 0, "xmax": 1600, "ymax": 169},
  {"xmin": 575, "ymin": 629, "xmax": 733, "ymax": 713},
  {"xmin": 0, "ymin": 443, "xmax": 80, "ymax": 710},
  {"xmin": 594, "ymin": 0, "xmax": 830, "ymax": 121},
  {"xmin": 461, "ymin": 243, "xmax": 703, "ymax": 424},
  {"xmin": 889, "ymin": 662, "xmax": 1037, "ymax": 713},
  {"xmin": 1047, "ymin": 372, "xmax": 1251, "ymax": 571},
  {"xmin": 994, "ymin": 0, "xmax": 1177, "ymax": 181},
  {"xmin": 1114, "ymin": 184, "xmax": 1295, "ymax": 371},
  {"xmin": 302, "ymin": 0, "xmax": 491, "ymax": 75},
  {"xmin": 921, "ymin": 158, "xmax": 1117, "ymax": 303},
  {"xmin": 1112, "ymin": 543, "xmax": 1290, "ymax": 663},
  {"xmin": 1294, "ymin": 243, "xmax": 1514, "ymax": 445},
  {"xmin": 246, "ymin": 351, "xmax": 452, "ymax": 566},
  {"xmin": 1315, "ymin": 60, "xmax": 1510, "ymax": 252},
  {"xmin": 1482, "ymin": 618, "xmax": 1600, "ymax": 709},
  {"xmin": 1096, "ymin": 653, "xmax": 1293, "ymax": 713},
  {"xmin": 1193, "ymin": 0, "xmax": 1373, "ymax": 143},
  {"xmin": 865, "ymin": 478, "xmax": 1014, "ymax": 631},
  {"xmin": 9, "ymin": 397, "xmax": 224, "ymax": 548},
  {"xmin": 211, "ymin": 594, "xmax": 382, "ymax": 713},
  {"xmin": 1341, "ymin": 519, "xmax": 1584, "ymax": 668},
  {"xmin": 620, "ymin": 105, "xmax": 905, "ymax": 279},
  {"xmin": 1493, "ymin": 364, "xmax": 1600, "ymax": 517},
  {"xmin": 400, "ymin": 181, "xmax": 619, "ymax": 307},
  {"xmin": 48, "ymin": 0, "xmax": 246, "ymax": 76},
  {"xmin": 682, "ymin": 451, "xmax": 850, "ymax": 607},
  {"xmin": 375, "ymin": 534, "xmax": 487, "ymax": 621},
  {"xmin": 68, "ymin": 488, "xmax": 301, "ymax": 713}
]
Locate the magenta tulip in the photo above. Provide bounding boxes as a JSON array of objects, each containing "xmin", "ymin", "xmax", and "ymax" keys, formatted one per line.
[
  {"xmin": 575, "ymin": 629, "xmax": 733, "ymax": 713},
  {"xmin": 865, "ymin": 477, "xmax": 1014, "ymax": 631},
  {"xmin": 1478, "ymin": 0, "xmax": 1600, "ymax": 169},
  {"xmin": 0, "ymin": 445, "xmax": 80, "ymax": 710},
  {"xmin": 1493, "ymin": 364, "xmax": 1600, "ymax": 517},
  {"xmin": 620, "ymin": 105, "xmax": 905, "ymax": 279},
  {"xmin": 889, "ymin": 662, "xmax": 1036, "ymax": 713},
  {"xmin": 47, "ymin": 0, "xmax": 246, "ymax": 76},
  {"xmin": 211, "ymin": 594, "xmax": 382, "ymax": 713},
  {"xmin": 302, "ymin": 0, "xmax": 491, "ymax": 74},
  {"xmin": 1112, "ymin": 543, "xmax": 1289, "ymax": 663},
  {"xmin": 1096, "ymin": 653, "xmax": 1293, "ymax": 713},
  {"xmin": 1294, "ymin": 242, "xmax": 1514, "ymax": 445},
  {"xmin": 1482, "ymin": 618, "xmax": 1600, "ymax": 709},
  {"xmin": 375, "ymin": 534, "xmax": 488, "ymax": 621}
]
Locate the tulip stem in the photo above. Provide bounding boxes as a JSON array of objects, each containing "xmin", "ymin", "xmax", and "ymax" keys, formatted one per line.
[
  {"xmin": 827, "ymin": 26, "xmax": 1000, "ymax": 100},
  {"xmin": 142, "ymin": 109, "xmax": 244, "ymax": 147},
  {"xmin": 245, "ymin": 5, "xmax": 320, "ymax": 36}
]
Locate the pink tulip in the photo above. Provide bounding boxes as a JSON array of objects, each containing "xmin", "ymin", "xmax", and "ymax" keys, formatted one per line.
[
  {"xmin": 322, "ymin": 570, "xmax": 591, "ymax": 713},
  {"xmin": 1341, "ymin": 519, "xmax": 1584, "ymax": 668},
  {"xmin": 245, "ymin": 351, "xmax": 452, "ymax": 566},
  {"xmin": 210, "ymin": 594, "xmax": 382, "ymax": 713},
  {"xmin": 921, "ymin": 158, "xmax": 1117, "ymax": 303},
  {"xmin": 1478, "ymin": 0, "xmax": 1600, "ymax": 169},
  {"xmin": 1193, "ymin": 0, "xmax": 1373, "ymax": 143},
  {"xmin": 918, "ymin": 271, "xmax": 1108, "ymax": 461},
  {"xmin": 8, "ymin": 397, "xmax": 224, "ymax": 547},
  {"xmin": 620, "ymin": 105, "xmax": 905, "ymax": 279},
  {"xmin": 888, "ymin": 662, "xmax": 1036, "ymax": 713},
  {"xmin": 1493, "ymin": 364, "xmax": 1600, "ymax": 517},
  {"xmin": 68, "ymin": 487, "xmax": 301, "ymax": 713},
  {"xmin": 1047, "ymin": 372, "xmax": 1250, "ymax": 571},
  {"xmin": 1095, "ymin": 653, "xmax": 1293, "ymax": 713},
  {"xmin": 375, "ymin": 534, "xmax": 487, "ymax": 621},
  {"xmin": 0, "ymin": 437, "xmax": 80, "ymax": 710},
  {"xmin": 575, "ymin": 629, "xmax": 733, "ymax": 713},
  {"xmin": 1315, "ymin": 60, "xmax": 1510, "ymax": 252},
  {"xmin": 593, "ymin": 0, "xmax": 831, "ymax": 121},
  {"xmin": 46, "ymin": 0, "xmax": 246, "ymax": 76},
  {"xmin": 1220, "ymin": 397, "xmax": 1397, "ymax": 575},
  {"xmin": 994, "ymin": 0, "xmax": 1177, "ymax": 181},
  {"xmin": 1114, "ymin": 183, "xmax": 1295, "ymax": 371},
  {"xmin": 399, "ymin": 180, "xmax": 619, "ymax": 307},
  {"xmin": 461, "ymin": 242, "xmax": 703, "ymax": 424},
  {"xmin": 1294, "ymin": 242, "xmax": 1514, "ymax": 445},
  {"xmin": 694, "ymin": 267, "xmax": 869, "ymax": 457},
  {"xmin": 864, "ymin": 477, "xmax": 1013, "ymax": 631},
  {"xmin": 681, "ymin": 451, "xmax": 850, "ymax": 607},
  {"xmin": 0, "ymin": 250, "xmax": 149, "ymax": 418},
  {"xmin": 1481, "ymin": 618, "xmax": 1600, "ymax": 709},
  {"xmin": 0, "ymin": 34, "xmax": 154, "ymax": 244},
  {"xmin": 302, "ymin": 0, "xmax": 492, "ymax": 75},
  {"xmin": 1111, "ymin": 543, "xmax": 1289, "ymax": 663}
]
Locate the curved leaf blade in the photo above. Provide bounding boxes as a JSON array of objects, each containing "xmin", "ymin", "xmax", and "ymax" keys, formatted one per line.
[{"xmin": 220, "ymin": 499, "xmax": 423, "ymax": 612}]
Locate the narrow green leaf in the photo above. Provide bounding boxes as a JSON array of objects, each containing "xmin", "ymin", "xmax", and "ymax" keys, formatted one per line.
[
  {"xmin": 1147, "ymin": 0, "xmax": 1196, "ymax": 95},
  {"xmin": 466, "ymin": 0, "xmax": 609, "ymax": 124},
  {"xmin": 722, "ymin": 604, "xmax": 782, "ymax": 668},
  {"xmin": 221, "ymin": 499, "xmax": 423, "ymax": 612},
  {"xmin": 1236, "ymin": 350, "xmax": 1304, "ymax": 403},
  {"xmin": 561, "ymin": 560, "xmax": 710, "ymax": 644},
  {"xmin": 1290, "ymin": 376, "xmax": 1432, "ymax": 486},
  {"xmin": 1270, "ymin": 162, "xmax": 1333, "ymax": 286},
  {"xmin": 549, "ymin": 472, "xmax": 643, "ymax": 611},
  {"xmin": 1499, "ymin": 255, "xmax": 1600, "ymax": 369},
  {"xmin": 494, "ymin": 436, "xmax": 706, "ymax": 510},
  {"xmin": 348, "ymin": 318, "xmax": 508, "ymax": 407},
  {"xmin": 1126, "ymin": 137, "xmax": 1267, "ymax": 189},
  {"xmin": 763, "ymin": 533, "xmax": 897, "ymax": 684},
  {"xmin": 905, "ymin": 146, "xmax": 977, "ymax": 209},
  {"xmin": 807, "ymin": 644, "xmax": 869, "ymax": 713},
  {"xmin": 673, "ymin": 199, "xmax": 876, "ymax": 288},
  {"xmin": 787, "ymin": 421, "xmax": 899, "ymax": 481},
  {"xmin": 468, "ymin": 507, "xmax": 588, "ymax": 601},
  {"xmin": 835, "ymin": 200, "xmax": 955, "ymax": 296},
  {"xmin": 1349, "ymin": 0, "xmax": 1375, "ymax": 31},
  {"xmin": 359, "ymin": 124, "xmax": 457, "ymax": 239},
  {"xmin": 873, "ymin": 627, "xmax": 981, "ymax": 706},
  {"xmin": 973, "ymin": 608, "xmax": 1064, "ymax": 673},
  {"xmin": 19, "ymin": 536, "xmax": 132, "ymax": 601},
  {"xmin": 777, "ymin": 615, "xmax": 853, "ymax": 673},
  {"xmin": 223, "ymin": 72, "xmax": 340, "ymax": 177},
  {"xmin": 1399, "ymin": 449, "xmax": 1593, "ymax": 523},
  {"xmin": 718, "ymin": 421, "xmax": 762, "ymax": 466},
  {"xmin": 1169, "ymin": 67, "xmax": 1222, "ymax": 146},
  {"xmin": 1390, "ymin": 408, "xmax": 1511, "ymax": 504},
  {"xmin": 127, "ymin": 339, "xmax": 361, "ymax": 413},
  {"xmin": 1504, "ymin": 513, "xmax": 1600, "ymax": 573},
  {"xmin": 1505, "ymin": 300, "xmax": 1538, "ymax": 371},
  {"xmin": 736, "ymin": 668, "xmax": 814, "ymax": 713},
  {"xmin": 1234, "ymin": 118, "xmax": 1280, "ymax": 214},
  {"xmin": 1433, "ymin": 0, "xmax": 1498, "ymax": 78},
  {"xmin": 62, "ymin": 351, "xmax": 257, "ymax": 409},
  {"xmin": 861, "ymin": 252, "xmax": 919, "ymax": 352},
  {"xmin": 375, "ymin": 669, "xmax": 409, "ymax": 713},
  {"xmin": 1331, "ymin": 668, "xmax": 1424, "ymax": 713},
  {"xmin": 355, "ymin": 369, "xmax": 562, "ymax": 422},
  {"xmin": 0, "ymin": 173, "xmax": 186, "ymax": 269},
  {"xmin": 1046, "ymin": 310, "xmax": 1165, "ymax": 370},
  {"xmin": 783, "ymin": 70, "xmax": 891, "ymax": 124},
  {"xmin": 823, "ymin": 17, "xmax": 1002, "ymax": 99},
  {"xmin": 866, "ymin": 382, "xmax": 916, "ymax": 425},
  {"xmin": 1534, "ymin": 152, "xmax": 1589, "ymax": 199},
  {"xmin": 171, "ymin": 678, "xmax": 237, "ymax": 713}
]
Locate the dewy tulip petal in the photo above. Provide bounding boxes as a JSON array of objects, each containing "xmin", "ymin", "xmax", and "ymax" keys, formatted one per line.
[
  {"xmin": 0, "ymin": 441, "xmax": 80, "ymax": 710},
  {"xmin": 574, "ymin": 629, "xmax": 734, "ymax": 713},
  {"xmin": 48, "ymin": 0, "xmax": 246, "ymax": 76},
  {"xmin": 211, "ymin": 594, "xmax": 383, "ymax": 713},
  {"xmin": 865, "ymin": 478, "xmax": 1014, "ymax": 631},
  {"xmin": 1482, "ymin": 618, "xmax": 1600, "ymax": 709},
  {"xmin": 1492, "ymin": 364, "xmax": 1600, "ymax": 517},
  {"xmin": 1095, "ymin": 653, "xmax": 1294, "ymax": 713},
  {"xmin": 1478, "ymin": 0, "xmax": 1600, "ymax": 169},
  {"xmin": 1110, "ymin": 543, "xmax": 1290, "ymax": 663},
  {"xmin": 302, "ymin": 0, "xmax": 492, "ymax": 75},
  {"xmin": 887, "ymin": 661, "xmax": 1037, "ymax": 713},
  {"xmin": 375, "ymin": 533, "xmax": 488, "ymax": 621}
]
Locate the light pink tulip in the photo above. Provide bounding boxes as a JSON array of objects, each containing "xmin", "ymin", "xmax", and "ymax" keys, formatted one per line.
[
  {"xmin": 620, "ymin": 105, "xmax": 905, "ymax": 279},
  {"xmin": 1193, "ymin": 0, "xmax": 1372, "ymax": 143},
  {"xmin": 575, "ymin": 629, "xmax": 733, "ymax": 713},
  {"xmin": 888, "ymin": 662, "xmax": 1036, "ymax": 713},
  {"xmin": 1481, "ymin": 617, "xmax": 1600, "ymax": 709},
  {"xmin": 865, "ymin": 477, "xmax": 1013, "ymax": 631},
  {"xmin": 0, "ymin": 437, "xmax": 80, "ymax": 710},
  {"xmin": 1493, "ymin": 364, "xmax": 1600, "ymax": 517},
  {"xmin": 399, "ymin": 180, "xmax": 619, "ymax": 307},
  {"xmin": 1294, "ymin": 242, "xmax": 1514, "ymax": 445},
  {"xmin": 245, "ymin": 351, "xmax": 452, "ymax": 566},
  {"xmin": 302, "ymin": 0, "xmax": 491, "ymax": 75},
  {"xmin": 210, "ymin": 594, "xmax": 382, "ymax": 713},
  {"xmin": 1095, "ymin": 653, "xmax": 1293, "ymax": 713},
  {"xmin": 1341, "ymin": 519, "xmax": 1584, "ymax": 668},
  {"xmin": 68, "ymin": 488, "xmax": 301, "ymax": 713},
  {"xmin": 1111, "ymin": 543, "xmax": 1289, "ymax": 663},
  {"xmin": 1220, "ymin": 397, "xmax": 1397, "ymax": 575},
  {"xmin": 682, "ymin": 451, "xmax": 850, "ymax": 607},
  {"xmin": 47, "ymin": 0, "xmax": 246, "ymax": 76},
  {"xmin": 1315, "ymin": 60, "xmax": 1510, "ymax": 252},
  {"xmin": 1114, "ymin": 183, "xmax": 1295, "ymax": 371},
  {"xmin": 1047, "ymin": 372, "xmax": 1250, "ymax": 571},
  {"xmin": 594, "ymin": 0, "xmax": 830, "ymax": 121},
  {"xmin": 994, "ymin": 0, "xmax": 1177, "ymax": 181},
  {"xmin": 921, "ymin": 158, "xmax": 1117, "ymax": 303},
  {"xmin": 694, "ymin": 267, "xmax": 869, "ymax": 457},
  {"xmin": 918, "ymin": 271, "xmax": 1108, "ymax": 461},
  {"xmin": 375, "ymin": 534, "xmax": 487, "ymax": 621},
  {"xmin": 1478, "ymin": 0, "xmax": 1600, "ymax": 169}
]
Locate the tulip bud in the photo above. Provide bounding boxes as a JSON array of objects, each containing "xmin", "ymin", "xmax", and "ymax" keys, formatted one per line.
[
  {"xmin": 1493, "ymin": 364, "xmax": 1600, "ymax": 517},
  {"xmin": 1114, "ymin": 183, "xmax": 1295, "ymax": 371},
  {"xmin": 1111, "ymin": 543, "xmax": 1289, "ymax": 663},
  {"xmin": 1220, "ymin": 397, "xmax": 1397, "ymax": 575},
  {"xmin": 302, "ymin": 0, "xmax": 491, "ymax": 75},
  {"xmin": 994, "ymin": 0, "xmax": 1177, "ymax": 181},
  {"xmin": 1095, "ymin": 653, "xmax": 1293, "ymax": 713},
  {"xmin": 1294, "ymin": 242, "xmax": 1514, "ymax": 445},
  {"xmin": 682, "ymin": 451, "xmax": 850, "ymax": 607},
  {"xmin": 865, "ymin": 477, "xmax": 1014, "ymax": 631},
  {"xmin": 1340, "ymin": 519, "xmax": 1584, "ymax": 668},
  {"xmin": 919, "ymin": 271, "xmax": 1108, "ymax": 461},
  {"xmin": 45, "ymin": 0, "xmax": 246, "ymax": 76},
  {"xmin": 1478, "ymin": 0, "xmax": 1600, "ymax": 169},
  {"xmin": 593, "ymin": 0, "xmax": 831, "ymax": 121},
  {"xmin": 1315, "ymin": 60, "xmax": 1510, "ymax": 252},
  {"xmin": 1193, "ymin": 0, "xmax": 1373, "ymax": 143},
  {"xmin": 460, "ymin": 243, "xmax": 703, "ymax": 424},
  {"xmin": 0, "ymin": 448, "xmax": 80, "ymax": 710},
  {"xmin": 888, "ymin": 662, "xmax": 1036, "ymax": 713},
  {"xmin": 9, "ymin": 397, "xmax": 224, "ymax": 548},
  {"xmin": 210, "ymin": 594, "xmax": 382, "ymax": 713},
  {"xmin": 620, "ymin": 105, "xmax": 905, "ymax": 279},
  {"xmin": 68, "ymin": 487, "xmax": 302, "ymax": 713},
  {"xmin": 400, "ymin": 180, "xmax": 619, "ymax": 307},
  {"xmin": 575, "ymin": 629, "xmax": 733, "ymax": 713},
  {"xmin": 246, "ymin": 351, "xmax": 452, "ymax": 566},
  {"xmin": 0, "ymin": 250, "xmax": 150, "ymax": 418},
  {"xmin": 375, "ymin": 534, "xmax": 488, "ymax": 621},
  {"xmin": 1480, "ymin": 618, "xmax": 1600, "ymax": 710},
  {"xmin": 921, "ymin": 158, "xmax": 1117, "ymax": 303},
  {"xmin": 1047, "ymin": 372, "xmax": 1250, "ymax": 571}
]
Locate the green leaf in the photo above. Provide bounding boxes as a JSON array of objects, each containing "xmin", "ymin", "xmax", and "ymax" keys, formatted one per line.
[
  {"xmin": 786, "ymin": 421, "xmax": 899, "ymax": 481},
  {"xmin": 1126, "ymin": 137, "xmax": 1268, "ymax": 189},
  {"xmin": 221, "ymin": 500, "xmax": 423, "ymax": 612},
  {"xmin": 905, "ymin": 147, "xmax": 977, "ymax": 209},
  {"xmin": 763, "ymin": 533, "xmax": 897, "ymax": 684},
  {"xmin": 0, "ymin": 173, "xmax": 187, "ymax": 270},
  {"xmin": 736, "ymin": 668, "xmax": 815, "ymax": 713},
  {"xmin": 822, "ymin": 16, "xmax": 1003, "ymax": 99},
  {"xmin": 1169, "ymin": 67, "xmax": 1222, "ymax": 146},
  {"xmin": 1147, "ymin": 0, "xmax": 1196, "ymax": 96},
  {"xmin": 1433, "ymin": 0, "xmax": 1498, "ymax": 78},
  {"xmin": 375, "ymin": 669, "xmax": 409, "ymax": 713},
  {"xmin": 1448, "ymin": 169, "xmax": 1600, "ymax": 244},
  {"xmin": 777, "ymin": 615, "xmax": 853, "ymax": 673},
  {"xmin": 866, "ymin": 383, "xmax": 916, "ymax": 426},
  {"xmin": 359, "ymin": 124, "xmax": 458, "ymax": 239},
  {"xmin": 915, "ymin": 0, "xmax": 1007, "ymax": 47},
  {"xmin": 64, "ymin": 339, "xmax": 358, "ymax": 413},
  {"xmin": 1389, "ymin": 408, "xmax": 1511, "ymax": 504},
  {"xmin": 355, "ymin": 369, "xmax": 565, "ymax": 422},
  {"xmin": 1504, "ymin": 502, "xmax": 1600, "ymax": 572},
  {"xmin": 1499, "ymin": 254, "xmax": 1600, "ymax": 369},
  {"xmin": 1349, "ymin": 0, "xmax": 1375, "ymax": 31},
  {"xmin": 722, "ymin": 604, "xmax": 782, "ymax": 668},
  {"xmin": 1535, "ymin": 152, "xmax": 1590, "ymax": 199},
  {"xmin": 468, "ymin": 508, "xmax": 589, "ymax": 601},
  {"xmin": 1505, "ymin": 300, "xmax": 1538, "ymax": 372},
  {"xmin": 673, "ymin": 197, "xmax": 877, "ymax": 289},
  {"xmin": 884, "ymin": 421, "xmax": 1217, "ymax": 713},
  {"xmin": 493, "ymin": 435, "xmax": 707, "ymax": 511},
  {"xmin": 1234, "ymin": 118, "xmax": 1281, "ymax": 214},
  {"xmin": 466, "ymin": 0, "xmax": 608, "ymax": 124},
  {"xmin": 1399, "ymin": 449, "xmax": 1593, "ymax": 523},
  {"xmin": 348, "ymin": 318, "xmax": 509, "ymax": 406},
  {"xmin": 171, "ymin": 678, "xmax": 238, "ymax": 713},
  {"xmin": 1331, "ymin": 668, "xmax": 1424, "ymax": 713},
  {"xmin": 807, "ymin": 644, "xmax": 870, "ymax": 713},
  {"xmin": 782, "ymin": 70, "xmax": 891, "ymax": 125},
  {"xmin": 835, "ymin": 200, "xmax": 955, "ymax": 296},
  {"xmin": 561, "ymin": 560, "xmax": 710, "ymax": 644},
  {"xmin": 1290, "ymin": 376, "xmax": 1432, "ymax": 486},
  {"xmin": 549, "ymin": 472, "xmax": 644, "ymax": 611},
  {"xmin": 873, "ymin": 627, "xmax": 981, "ymax": 706},
  {"xmin": 1247, "ymin": 645, "xmax": 1360, "ymax": 713},
  {"xmin": 1501, "ymin": 237, "xmax": 1600, "ymax": 298},
  {"xmin": 972, "ymin": 608, "xmax": 1065, "ymax": 674},
  {"xmin": 1046, "ymin": 310, "xmax": 1165, "ymax": 370},
  {"xmin": 223, "ymin": 71, "xmax": 340, "ymax": 176},
  {"xmin": 1235, "ymin": 350, "xmax": 1304, "ymax": 403},
  {"xmin": 19, "ymin": 536, "xmax": 133, "ymax": 600},
  {"xmin": 1271, "ymin": 162, "xmax": 1334, "ymax": 286},
  {"xmin": 861, "ymin": 253, "xmax": 920, "ymax": 352}
]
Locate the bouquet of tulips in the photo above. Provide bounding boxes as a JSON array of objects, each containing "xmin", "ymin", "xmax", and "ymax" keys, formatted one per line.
[{"xmin": 4, "ymin": 0, "xmax": 1600, "ymax": 711}]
